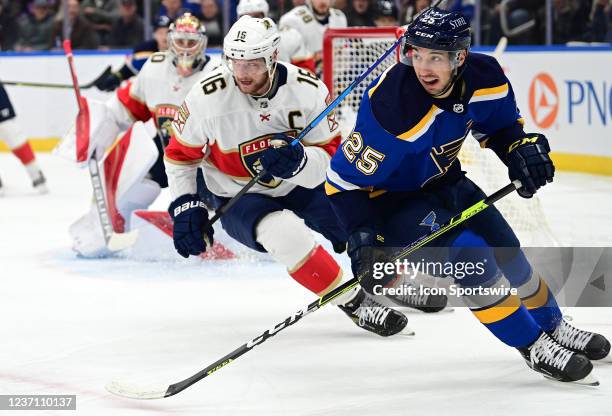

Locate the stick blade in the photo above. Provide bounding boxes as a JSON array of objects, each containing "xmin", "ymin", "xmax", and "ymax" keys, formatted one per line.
[
  {"xmin": 105, "ymin": 380, "xmax": 169, "ymax": 400},
  {"xmin": 107, "ymin": 230, "xmax": 140, "ymax": 252}
]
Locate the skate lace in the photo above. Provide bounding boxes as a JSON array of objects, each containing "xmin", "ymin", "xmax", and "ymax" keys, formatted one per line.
[
  {"xmin": 398, "ymin": 289, "xmax": 429, "ymax": 307},
  {"xmin": 553, "ymin": 320, "xmax": 593, "ymax": 350},
  {"xmin": 355, "ymin": 298, "xmax": 391, "ymax": 328},
  {"xmin": 531, "ymin": 333, "xmax": 573, "ymax": 370}
]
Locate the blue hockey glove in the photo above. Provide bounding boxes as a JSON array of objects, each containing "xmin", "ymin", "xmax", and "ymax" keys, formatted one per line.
[
  {"xmin": 506, "ymin": 133, "xmax": 555, "ymax": 199},
  {"xmin": 168, "ymin": 194, "xmax": 214, "ymax": 258},
  {"xmin": 347, "ymin": 228, "xmax": 393, "ymax": 295},
  {"xmin": 258, "ymin": 133, "xmax": 306, "ymax": 179}
]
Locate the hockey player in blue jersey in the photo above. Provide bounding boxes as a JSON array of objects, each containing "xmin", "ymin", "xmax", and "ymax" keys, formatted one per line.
[{"xmin": 325, "ymin": 7, "xmax": 610, "ymax": 384}]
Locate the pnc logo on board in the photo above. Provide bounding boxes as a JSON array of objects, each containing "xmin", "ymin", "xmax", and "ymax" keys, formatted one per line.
[{"xmin": 528, "ymin": 73, "xmax": 559, "ymax": 129}]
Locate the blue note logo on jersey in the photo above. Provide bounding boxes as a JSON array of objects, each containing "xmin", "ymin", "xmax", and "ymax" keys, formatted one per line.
[{"xmin": 420, "ymin": 211, "xmax": 440, "ymax": 232}]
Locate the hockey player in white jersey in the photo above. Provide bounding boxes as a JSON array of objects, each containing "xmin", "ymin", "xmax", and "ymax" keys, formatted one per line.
[
  {"xmin": 279, "ymin": 0, "xmax": 347, "ymax": 75},
  {"xmin": 62, "ymin": 13, "xmax": 217, "ymax": 257},
  {"xmin": 237, "ymin": 0, "xmax": 315, "ymax": 73},
  {"xmin": 164, "ymin": 15, "xmax": 409, "ymax": 337}
]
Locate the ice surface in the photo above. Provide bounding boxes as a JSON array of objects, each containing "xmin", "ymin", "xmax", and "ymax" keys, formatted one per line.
[{"xmin": 1, "ymin": 154, "xmax": 611, "ymax": 416}]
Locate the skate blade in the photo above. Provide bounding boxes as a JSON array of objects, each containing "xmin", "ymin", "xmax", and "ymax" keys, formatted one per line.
[
  {"xmin": 543, "ymin": 372, "xmax": 600, "ymax": 386},
  {"xmin": 35, "ymin": 184, "xmax": 49, "ymax": 194},
  {"xmin": 400, "ymin": 326, "xmax": 416, "ymax": 336}
]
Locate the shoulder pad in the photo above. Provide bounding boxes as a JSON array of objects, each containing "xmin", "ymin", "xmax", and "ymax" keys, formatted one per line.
[
  {"xmin": 462, "ymin": 53, "xmax": 509, "ymax": 100},
  {"xmin": 368, "ymin": 64, "xmax": 438, "ymax": 141}
]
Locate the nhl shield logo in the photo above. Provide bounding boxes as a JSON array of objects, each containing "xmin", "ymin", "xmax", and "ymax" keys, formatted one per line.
[
  {"xmin": 453, "ymin": 104, "xmax": 465, "ymax": 114},
  {"xmin": 239, "ymin": 130, "xmax": 297, "ymax": 188}
]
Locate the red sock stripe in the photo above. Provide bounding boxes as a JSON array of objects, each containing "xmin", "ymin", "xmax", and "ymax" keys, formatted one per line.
[
  {"xmin": 289, "ymin": 245, "xmax": 342, "ymax": 295},
  {"xmin": 12, "ymin": 142, "xmax": 35, "ymax": 165}
]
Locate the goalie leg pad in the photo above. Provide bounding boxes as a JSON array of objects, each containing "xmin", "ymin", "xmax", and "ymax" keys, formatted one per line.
[{"xmin": 103, "ymin": 121, "xmax": 158, "ymax": 232}]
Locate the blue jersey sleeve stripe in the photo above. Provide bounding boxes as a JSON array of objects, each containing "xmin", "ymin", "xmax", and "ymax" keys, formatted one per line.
[
  {"xmin": 397, "ymin": 105, "xmax": 443, "ymax": 142},
  {"xmin": 469, "ymin": 83, "xmax": 509, "ymax": 103},
  {"xmin": 325, "ymin": 168, "xmax": 362, "ymax": 194}
]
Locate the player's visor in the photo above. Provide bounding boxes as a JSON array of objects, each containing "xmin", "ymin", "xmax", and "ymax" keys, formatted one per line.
[{"xmin": 225, "ymin": 57, "xmax": 269, "ymax": 76}]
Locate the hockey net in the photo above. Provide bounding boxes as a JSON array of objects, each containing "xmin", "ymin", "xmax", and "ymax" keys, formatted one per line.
[{"xmin": 323, "ymin": 27, "xmax": 557, "ymax": 246}]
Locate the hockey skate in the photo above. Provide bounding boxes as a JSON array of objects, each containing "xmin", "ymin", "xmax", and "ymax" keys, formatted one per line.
[
  {"xmin": 550, "ymin": 318, "xmax": 611, "ymax": 361},
  {"xmin": 518, "ymin": 332, "xmax": 598, "ymax": 385},
  {"xmin": 386, "ymin": 279, "xmax": 449, "ymax": 313},
  {"xmin": 31, "ymin": 169, "xmax": 48, "ymax": 194},
  {"xmin": 339, "ymin": 289, "xmax": 413, "ymax": 337}
]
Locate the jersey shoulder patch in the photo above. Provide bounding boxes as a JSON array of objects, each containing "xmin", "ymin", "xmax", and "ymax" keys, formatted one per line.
[{"xmin": 368, "ymin": 64, "xmax": 437, "ymax": 140}]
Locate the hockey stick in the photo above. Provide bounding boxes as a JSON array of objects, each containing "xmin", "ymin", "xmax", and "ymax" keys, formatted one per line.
[
  {"xmin": 63, "ymin": 40, "xmax": 138, "ymax": 252},
  {"xmin": 206, "ymin": 0, "xmax": 443, "ymax": 227},
  {"xmin": 106, "ymin": 179, "xmax": 521, "ymax": 400},
  {"xmin": 2, "ymin": 66, "xmax": 111, "ymax": 90}
]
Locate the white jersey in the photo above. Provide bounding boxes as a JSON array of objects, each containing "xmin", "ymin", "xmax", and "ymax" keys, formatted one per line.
[
  {"xmin": 278, "ymin": 26, "xmax": 310, "ymax": 63},
  {"xmin": 278, "ymin": 5, "xmax": 347, "ymax": 58},
  {"xmin": 164, "ymin": 63, "xmax": 342, "ymax": 199},
  {"xmin": 110, "ymin": 51, "xmax": 217, "ymax": 138}
]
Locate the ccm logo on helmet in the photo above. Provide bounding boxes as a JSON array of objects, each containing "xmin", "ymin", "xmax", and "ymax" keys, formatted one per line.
[
  {"xmin": 450, "ymin": 17, "xmax": 467, "ymax": 29},
  {"xmin": 415, "ymin": 31, "xmax": 434, "ymax": 38}
]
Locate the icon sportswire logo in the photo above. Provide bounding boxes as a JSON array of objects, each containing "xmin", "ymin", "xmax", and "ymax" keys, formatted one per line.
[{"xmin": 529, "ymin": 73, "xmax": 559, "ymax": 129}]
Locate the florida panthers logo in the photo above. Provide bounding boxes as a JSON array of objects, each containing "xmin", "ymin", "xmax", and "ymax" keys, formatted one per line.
[
  {"xmin": 239, "ymin": 130, "xmax": 297, "ymax": 188},
  {"xmin": 155, "ymin": 104, "xmax": 179, "ymax": 146}
]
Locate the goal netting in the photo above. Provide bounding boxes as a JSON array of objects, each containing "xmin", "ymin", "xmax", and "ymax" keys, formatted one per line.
[{"xmin": 322, "ymin": 27, "xmax": 557, "ymax": 246}]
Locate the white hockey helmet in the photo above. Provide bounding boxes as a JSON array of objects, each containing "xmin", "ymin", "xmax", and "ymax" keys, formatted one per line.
[
  {"xmin": 168, "ymin": 13, "xmax": 208, "ymax": 76},
  {"xmin": 236, "ymin": 0, "xmax": 269, "ymax": 17},
  {"xmin": 223, "ymin": 16, "xmax": 280, "ymax": 74}
]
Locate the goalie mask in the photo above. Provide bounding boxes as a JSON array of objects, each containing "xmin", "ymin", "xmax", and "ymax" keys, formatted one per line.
[
  {"xmin": 168, "ymin": 13, "xmax": 208, "ymax": 77},
  {"xmin": 223, "ymin": 16, "xmax": 281, "ymax": 95}
]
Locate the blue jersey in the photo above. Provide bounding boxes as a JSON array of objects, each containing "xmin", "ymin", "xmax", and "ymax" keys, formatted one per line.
[{"xmin": 325, "ymin": 52, "xmax": 526, "ymax": 231}]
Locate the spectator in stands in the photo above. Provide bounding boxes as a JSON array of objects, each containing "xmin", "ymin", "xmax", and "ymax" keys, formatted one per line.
[
  {"xmin": 158, "ymin": 0, "xmax": 190, "ymax": 20},
  {"xmin": 15, "ymin": 0, "xmax": 55, "ymax": 51},
  {"xmin": 552, "ymin": 0, "xmax": 583, "ymax": 43},
  {"xmin": 108, "ymin": 0, "xmax": 144, "ymax": 48},
  {"xmin": 0, "ymin": 0, "xmax": 20, "ymax": 50},
  {"xmin": 347, "ymin": 0, "xmax": 376, "ymax": 26},
  {"xmin": 444, "ymin": 0, "xmax": 475, "ymax": 22},
  {"xmin": 199, "ymin": 0, "xmax": 223, "ymax": 47},
  {"xmin": 52, "ymin": 0, "xmax": 99, "ymax": 49},
  {"xmin": 373, "ymin": 0, "xmax": 398, "ymax": 26},
  {"xmin": 81, "ymin": 0, "xmax": 120, "ymax": 45},
  {"xmin": 399, "ymin": 0, "xmax": 430, "ymax": 25},
  {"xmin": 590, "ymin": 0, "xmax": 610, "ymax": 42}
]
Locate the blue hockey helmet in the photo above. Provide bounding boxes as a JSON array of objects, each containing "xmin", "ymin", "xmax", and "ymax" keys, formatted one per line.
[
  {"xmin": 400, "ymin": 7, "xmax": 471, "ymax": 97},
  {"xmin": 404, "ymin": 7, "xmax": 471, "ymax": 52}
]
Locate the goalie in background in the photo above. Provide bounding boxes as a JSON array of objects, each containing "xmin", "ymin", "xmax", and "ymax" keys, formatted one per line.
[
  {"xmin": 57, "ymin": 13, "xmax": 216, "ymax": 257},
  {"xmin": 0, "ymin": 81, "xmax": 47, "ymax": 195}
]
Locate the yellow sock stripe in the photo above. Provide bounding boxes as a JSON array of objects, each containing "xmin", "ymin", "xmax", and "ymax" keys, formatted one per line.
[
  {"xmin": 471, "ymin": 294, "xmax": 521, "ymax": 324},
  {"xmin": 522, "ymin": 278, "xmax": 549, "ymax": 310}
]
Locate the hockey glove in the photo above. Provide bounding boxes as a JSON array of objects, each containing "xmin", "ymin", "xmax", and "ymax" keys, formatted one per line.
[
  {"xmin": 347, "ymin": 228, "xmax": 394, "ymax": 295},
  {"xmin": 259, "ymin": 133, "xmax": 306, "ymax": 179},
  {"xmin": 506, "ymin": 133, "xmax": 555, "ymax": 198},
  {"xmin": 168, "ymin": 194, "xmax": 214, "ymax": 258},
  {"xmin": 94, "ymin": 68, "xmax": 122, "ymax": 92}
]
